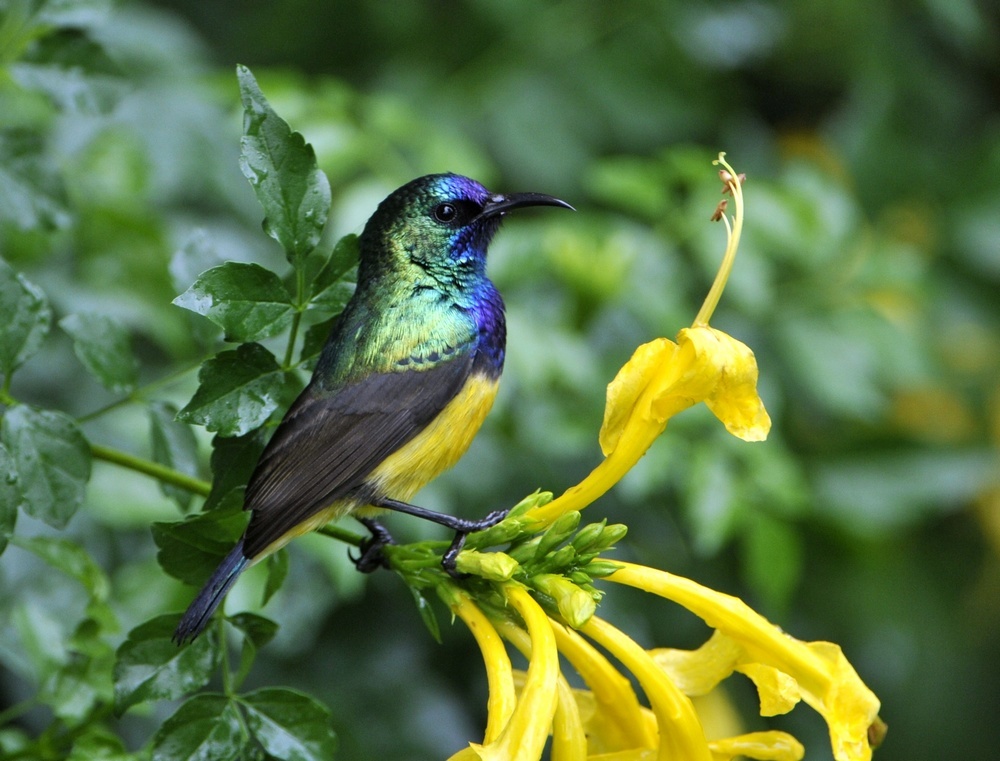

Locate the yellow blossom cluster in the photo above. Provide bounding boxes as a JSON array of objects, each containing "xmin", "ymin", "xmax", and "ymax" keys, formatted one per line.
[{"xmin": 435, "ymin": 156, "xmax": 883, "ymax": 761}]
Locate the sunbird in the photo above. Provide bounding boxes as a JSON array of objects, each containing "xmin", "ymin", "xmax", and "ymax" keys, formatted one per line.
[{"xmin": 174, "ymin": 173, "xmax": 572, "ymax": 642}]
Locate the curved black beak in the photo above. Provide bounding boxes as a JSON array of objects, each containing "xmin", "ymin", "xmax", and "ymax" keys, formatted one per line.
[{"xmin": 479, "ymin": 192, "xmax": 575, "ymax": 219}]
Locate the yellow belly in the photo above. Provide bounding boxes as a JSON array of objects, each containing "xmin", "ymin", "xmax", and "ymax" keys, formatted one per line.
[
  {"xmin": 251, "ymin": 372, "xmax": 500, "ymax": 559},
  {"xmin": 366, "ymin": 371, "xmax": 500, "ymax": 501}
]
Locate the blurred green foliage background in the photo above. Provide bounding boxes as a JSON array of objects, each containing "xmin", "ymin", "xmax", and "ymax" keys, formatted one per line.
[{"xmin": 1, "ymin": 0, "xmax": 999, "ymax": 758}]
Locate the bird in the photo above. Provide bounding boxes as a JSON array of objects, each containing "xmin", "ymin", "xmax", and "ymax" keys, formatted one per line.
[{"xmin": 173, "ymin": 173, "xmax": 572, "ymax": 642}]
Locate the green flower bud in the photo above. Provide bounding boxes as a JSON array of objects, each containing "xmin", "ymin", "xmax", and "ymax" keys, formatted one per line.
[
  {"xmin": 582, "ymin": 560, "xmax": 624, "ymax": 578},
  {"xmin": 568, "ymin": 571, "xmax": 591, "ymax": 586},
  {"xmin": 468, "ymin": 518, "xmax": 527, "ymax": 549},
  {"xmin": 538, "ymin": 545, "xmax": 577, "ymax": 573},
  {"xmin": 507, "ymin": 536, "xmax": 543, "ymax": 564},
  {"xmin": 454, "ymin": 550, "xmax": 520, "ymax": 581},
  {"xmin": 534, "ymin": 511, "xmax": 582, "ymax": 560},
  {"xmin": 570, "ymin": 519, "xmax": 607, "ymax": 553},
  {"xmin": 532, "ymin": 574, "xmax": 597, "ymax": 629},
  {"xmin": 593, "ymin": 523, "xmax": 628, "ymax": 552},
  {"xmin": 507, "ymin": 490, "xmax": 554, "ymax": 519}
]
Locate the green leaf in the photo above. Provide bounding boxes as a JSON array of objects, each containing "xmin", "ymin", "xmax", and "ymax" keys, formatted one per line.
[
  {"xmin": 151, "ymin": 491, "xmax": 243, "ymax": 580},
  {"xmin": 228, "ymin": 612, "xmax": 278, "ymax": 691},
  {"xmin": 0, "ymin": 156, "xmax": 70, "ymax": 231},
  {"xmin": 14, "ymin": 536, "xmax": 110, "ymax": 602},
  {"xmin": 151, "ymin": 497, "xmax": 247, "ymax": 586},
  {"xmin": 237, "ymin": 64, "xmax": 331, "ymax": 269},
  {"xmin": 0, "ymin": 444, "xmax": 19, "ymax": 555},
  {"xmin": 263, "ymin": 548, "xmax": 288, "ymax": 606},
  {"xmin": 409, "ymin": 586, "xmax": 442, "ymax": 644},
  {"xmin": 204, "ymin": 428, "xmax": 268, "ymax": 511},
  {"xmin": 149, "ymin": 401, "xmax": 200, "ymax": 511},
  {"xmin": 309, "ymin": 233, "xmax": 358, "ymax": 312},
  {"xmin": 66, "ymin": 724, "xmax": 133, "ymax": 761},
  {"xmin": 59, "ymin": 312, "xmax": 139, "ymax": 394},
  {"xmin": 240, "ymin": 687, "xmax": 337, "ymax": 761},
  {"xmin": 152, "ymin": 694, "xmax": 246, "ymax": 761},
  {"xmin": 10, "ymin": 62, "xmax": 125, "ymax": 116},
  {"xmin": 113, "ymin": 615, "xmax": 219, "ymax": 715},
  {"xmin": 177, "ymin": 343, "xmax": 293, "ymax": 437},
  {"xmin": 0, "ymin": 406, "xmax": 91, "ymax": 529},
  {"xmin": 169, "ymin": 230, "xmax": 223, "ymax": 295},
  {"xmin": 228, "ymin": 612, "xmax": 279, "ymax": 649},
  {"xmin": 38, "ymin": 616, "xmax": 116, "ymax": 722},
  {"xmin": 0, "ymin": 258, "xmax": 52, "ymax": 380},
  {"xmin": 298, "ymin": 315, "xmax": 337, "ymax": 368},
  {"xmin": 36, "ymin": 0, "xmax": 116, "ymax": 29},
  {"xmin": 173, "ymin": 261, "xmax": 296, "ymax": 343},
  {"xmin": 13, "ymin": 536, "xmax": 116, "ymax": 631},
  {"xmin": 40, "ymin": 643, "xmax": 112, "ymax": 722}
]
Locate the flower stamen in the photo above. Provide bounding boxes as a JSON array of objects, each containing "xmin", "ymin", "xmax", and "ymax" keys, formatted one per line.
[{"xmin": 694, "ymin": 153, "xmax": 745, "ymax": 327}]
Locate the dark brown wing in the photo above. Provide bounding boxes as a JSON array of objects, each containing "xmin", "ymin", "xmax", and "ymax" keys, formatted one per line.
[{"xmin": 241, "ymin": 352, "xmax": 475, "ymax": 557}]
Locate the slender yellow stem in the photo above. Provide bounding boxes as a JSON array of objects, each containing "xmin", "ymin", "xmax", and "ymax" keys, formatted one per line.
[{"xmin": 693, "ymin": 153, "xmax": 744, "ymax": 327}]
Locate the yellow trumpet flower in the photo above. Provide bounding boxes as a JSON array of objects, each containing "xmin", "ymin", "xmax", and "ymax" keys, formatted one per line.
[
  {"xmin": 434, "ymin": 155, "xmax": 883, "ymax": 761},
  {"xmin": 610, "ymin": 562, "xmax": 881, "ymax": 761},
  {"xmin": 526, "ymin": 155, "xmax": 769, "ymax": 530}
]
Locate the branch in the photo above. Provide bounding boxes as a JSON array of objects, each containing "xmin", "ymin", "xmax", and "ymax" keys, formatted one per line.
[{"xmin": 90, "ymin": 444, "xmax": 212, "ymax": 497}]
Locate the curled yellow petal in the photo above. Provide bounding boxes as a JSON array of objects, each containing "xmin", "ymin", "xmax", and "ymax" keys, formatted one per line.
[
  {"xmin": 527, "ymin": 326, "xmax": 768, "ymax": 528},
  {"xmin": 438, "ymin": 584, "xmax": 516, "ymax": 745},
  {"xmin": 736, "ymin": 662, "xmax": 801, "ymax": 716},
  {"xmin": 472, "ymin": 585, "xmax": 559, "ymax": 761},
  {"xmin": 708, "ymin": 731, "xmax": 804, "ymax": 761},
  {"xmin": 608, "ymin": 562, "xmax": 881, "ymax": 761},
  {"xmin": 582, "ymin": 616, "xmax": 713, "ymax": 761},
  {"xmin": 551, "ymin": 621, "xmax": 656, "ymax": 752},
  {"xmin": 650, "ymin": 629, "xmax": 743, "ymax": 696},
  {"xmin": 676, "ymin": 327, "xmax": 770, "ymax": 442}
]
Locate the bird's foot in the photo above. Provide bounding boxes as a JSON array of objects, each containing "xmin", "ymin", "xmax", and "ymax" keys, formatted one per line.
[
  {"xmin": 441, "ymin": 508, "xmax": 510, "ymax": 577},
  {"xmin": 351, "ymin": 518, "xmax": 396, "ymax": 573}
]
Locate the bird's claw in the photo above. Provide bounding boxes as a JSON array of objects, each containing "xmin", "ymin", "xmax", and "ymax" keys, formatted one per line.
[
  {"xmin": 440, "ymin": 507, "xmax": 511, "ymax": 577},
  {"xmin": 351, "ymin": 518, "xmax": 395, "ymax": 573}
]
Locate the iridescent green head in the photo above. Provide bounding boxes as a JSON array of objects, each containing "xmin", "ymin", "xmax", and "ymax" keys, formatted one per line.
[{"xmin": 358, "ymin": 173, "xmax": 572, "ymax": 292}]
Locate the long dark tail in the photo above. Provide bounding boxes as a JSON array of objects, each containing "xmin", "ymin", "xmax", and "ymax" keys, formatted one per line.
[{"xmin": 173, "ymin": 541, "xmax": 250, "ymax": 644}]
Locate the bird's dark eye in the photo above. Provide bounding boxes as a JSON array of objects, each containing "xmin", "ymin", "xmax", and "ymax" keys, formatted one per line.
[{"xmin": 433, "ymin": 203, "xmax": 458, "ymax": 223}]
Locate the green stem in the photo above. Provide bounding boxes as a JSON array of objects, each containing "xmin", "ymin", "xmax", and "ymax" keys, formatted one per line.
[
  {"xmin": 282, "ymin": 311, "xmax": 303, "ymax": 369},
  {"xmin": 77, "ymin": 359, "xmax": 204, "ymax": 423},
  {"xmin": 218, "ymin": 615, "xmax": 234, "ymax": 695},
  {"xmin": 317, "ymin": 524, "xmax": 365, "ymax": 547},
  {"xmin": 282, "ymin": 267, "xmax": 308, "ymax": 369},
  {"xmin": 90, "ymin": 444, "xmax": 211, "ymax": 497}
]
